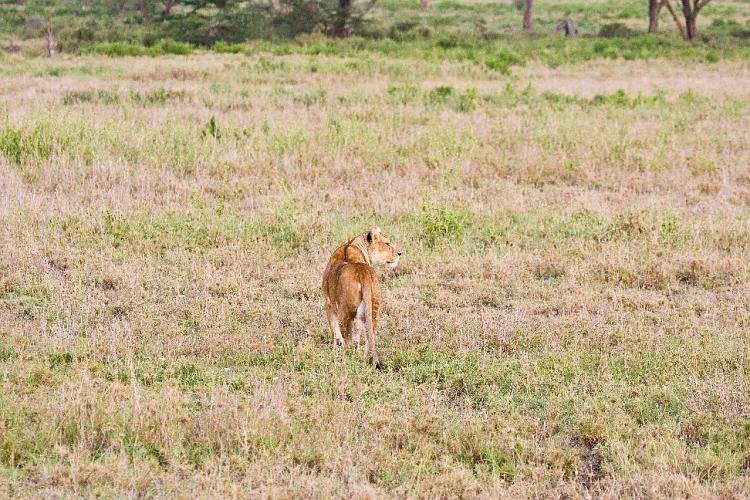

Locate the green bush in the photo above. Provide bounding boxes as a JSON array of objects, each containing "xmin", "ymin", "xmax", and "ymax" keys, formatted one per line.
[
  {"xmin": 427, "ymin": 85, "xmax": 455, "ymax": 105},
  {"xmin": 83, "ymin": 39, "xmax": 192, "ymax": 57},
  {"xmin": 484, "ymin": 48, "xmax": 525, "ymax": 74},
  {"xmin": 418, "ymin": 205, "xmax": 472, "ymax": 248},
  {"xmin": 387, "ymin": 85, "xmax": 420, "ymax": 104},
  {"xmin": 590, "ymin": 89, "xmax": 665, "ymax": 107},
  {"xmin": 150, "ymin": 39, "xmax": 193, "ymax": 56},
  {"xmin": 85, "ymin": 42, "xmax": 145, "ymax": 57},
  {"xmin": 293, "ymin": 89, "xmax": 327, "ymax": 107},
  {"xmin": 130, "ymin": 88, "xmax": 188, "ymax": 105},
  {"xmin": 63, "ymin": 89, "xmax": 120, "ymax": 106},
  {"xmin": 62, "ymin": 90, "xmax": 94, "ymax": 105},
  {"xmin": 0, "ymin": 124, "xmax": 58, "ymax": 164},
  {"xmin": 160, "ymin": 7, "xmax": 272, "ymax": 45},
  {"xmin": 97, "ymin": 90, "xmax": 121, "ymax": 105},
  {"xmin": 456, "ymin": 88, "xmax": 480, "ymax": 112},
  {"xmin": 705, "ymin": 51, "xmax": 720, "ymax": 63},
  {"xmin": 0, "ymin": 127, "xmax": 23, "ymax": 164},
  {"xmin": 598, "ymin": 22, "xmax": 638, "ymax": 39},
  {"xmin": 213, "ymin": 41, "xmax": 245, "ymax": 53},
  {"xmin": 201, "ymin": 117, "xmax": 222, "ymax": 140}
]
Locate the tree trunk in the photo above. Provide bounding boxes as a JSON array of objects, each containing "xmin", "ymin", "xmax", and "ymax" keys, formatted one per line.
[
  {"xmin": 681, "ymin": 0, "xmax": 697, "ymax": 40},
  {"xmin": 522, "ymin": 0, "xmax": 533, "ymax": 30},
  {"xmin": 46, "ymin": 27, "xmax": 57, "ymax": 57},
  {"xmin": 663, "ymin": 0, "xmax": 687, "ymax": 39},
  {"xmin": 648, "ymin": 0, "xmax": 660, "ymax": 33},
  {"xmin": 311, "ymin": 0, "xmax": 319, "ymax": 12},
  {"xmin": 555, "ymin": 18, "xmax": 577, "ymax": 36},
  {"xmin": 334, "ymin": 0, "xmax": 352, "ymax": 37},
  {"xmin": 685, "ymin": 14, "xmax": 697, "ymax": 39}
]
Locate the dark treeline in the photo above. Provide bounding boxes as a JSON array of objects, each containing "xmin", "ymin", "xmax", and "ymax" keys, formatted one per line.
[
  {"xmin": 1, "ymin": 0, "xmax": 739, "ymax": 53},
  {"xmin": 2, "ymin": 0, "xmax": 371, "ymax": 50}
]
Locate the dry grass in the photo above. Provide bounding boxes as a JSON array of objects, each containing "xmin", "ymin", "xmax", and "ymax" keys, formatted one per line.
[{"xmin": 1, "ymin": 47, "xmax": 749, "ymax": 498}]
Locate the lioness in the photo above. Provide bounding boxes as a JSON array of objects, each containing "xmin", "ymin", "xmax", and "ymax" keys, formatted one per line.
[{"xmin": 322, "ymin": 227, "xmax": 401, "ymax": 369}]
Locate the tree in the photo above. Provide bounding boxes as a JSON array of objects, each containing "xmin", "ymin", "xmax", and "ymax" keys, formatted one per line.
[
  {"xmin": 648, "ymin": 0, "xmax": 662, "ymax": 33},
  {"xmin": 662, "ymin": 0, "xmax": 687, "ymax": 38},
  {"xmin": 46, "ymin": 27, "xmax": 58, "ymax": 57},
  {"xmin": 680, "ymin": 0, "xmax": 712, "ymax": 40},
  {"xmin": 522, "ymin": 0, "xmax": 533, "ymax": 30},
  {"xmin": 648, "ymin": 0, "xmax": 712, "ymax": 40},
  {"xmin": 333, "ymin": 0, "xmax": 352, "ymax": 36},
  {"xmin": 161, "ymin": 0, "xmax": 178, "ymax": 15},
  {"xmin": 147, "ymin": 0, "xmax": 232, "ymax": 17},
  {"xmin": 332, "ymin": 0, "xmax": 378, "ymax": 37}
]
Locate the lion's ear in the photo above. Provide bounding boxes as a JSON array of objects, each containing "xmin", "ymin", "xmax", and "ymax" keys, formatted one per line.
[
  {"xmin": 370, "ymin": 226, "xmax": 381, "ymax": 239},
  {"xmin": 367, "ymin": 226, "xmax": 381, "ymax": 242}
]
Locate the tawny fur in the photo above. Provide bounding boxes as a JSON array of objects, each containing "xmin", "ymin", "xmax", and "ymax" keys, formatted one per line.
[{"xmin": 321, "ymin": 227, "xmax": 400, "ymax": 369}]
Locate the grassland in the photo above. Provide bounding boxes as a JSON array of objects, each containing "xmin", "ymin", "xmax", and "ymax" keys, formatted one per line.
[{"xmin": 2, "ymin": 4, "xmax": 750, "ymax": 497}]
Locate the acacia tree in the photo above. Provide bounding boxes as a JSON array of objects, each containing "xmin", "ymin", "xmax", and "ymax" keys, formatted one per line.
[
  {"xmin": 680, "ymin": 0, "xmax": 712, "ymax": 40},
  {"xmin": 333, "ymin": 0, "xmax": 378, "ymax": 37},
  {"xmin": 648, "ymin": 0, "xmax": 712, "ymax": 40}
]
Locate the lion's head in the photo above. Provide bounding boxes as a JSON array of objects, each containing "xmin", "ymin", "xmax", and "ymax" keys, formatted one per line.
[{"xmin": 366, "ymin": 227, "xmax": 401, "ymax": 269}]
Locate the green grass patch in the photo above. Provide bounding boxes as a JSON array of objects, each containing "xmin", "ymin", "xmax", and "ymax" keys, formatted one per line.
[{"xmin": 84, "ymin": 40, "xmax": 193, "ymax": 57}]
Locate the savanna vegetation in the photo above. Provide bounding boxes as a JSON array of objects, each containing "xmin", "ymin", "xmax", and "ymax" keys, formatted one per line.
[{"xmin": 1, "ymin": 0, "xmax": 750, "ymax": 497}]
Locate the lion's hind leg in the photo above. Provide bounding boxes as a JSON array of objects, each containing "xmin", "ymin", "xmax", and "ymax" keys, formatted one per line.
[
  {"xmin": 326, "ymin": 303, "xmax": 345, "ymax": 348},
  {"xmin": 349, "ymin": 317, "xmax": 364, "ymax": 348}
]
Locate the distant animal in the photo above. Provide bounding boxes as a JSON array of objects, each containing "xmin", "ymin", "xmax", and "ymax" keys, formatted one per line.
[{"xmin": 321, "ymin": 227, "xmax": 401, "ymax": 369}]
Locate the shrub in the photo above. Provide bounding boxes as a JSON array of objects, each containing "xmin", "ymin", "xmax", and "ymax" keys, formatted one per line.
[
  {"xmin": 427, "ymin": 85, "xmax": 454, "ymax": 105},
  {"xmin": 97, "ymin": 90, "xmax": 121, "ymax": 105},
  {"xmin": 130, "ymin": 88, "xmax": 188, "ymax": 105},
  {"xmin": 435, "ymin": 34, "xmax": 463, "ymax": 49},
  {"xmin": 63, "ymin": 88, "xmax": 120, "ymax": 106},
  {"xmin": 418, "ymin": 205, "xmax": 472, "ymax": 248},
  {"xmin": 254, "ymin": 58, "xmax": 289, "ymax": 73},
  {"xmin": 456, "ymin": 88, "xmax": 480, "ymax": 112},
  {"xmin": 293, "ymin": 89, "xmax": 327, "ymax": 107},
  {"xmin": 202, "ymin": 117, "xmax": 222, "ymax": 141},
  {"xmin": 160, "ymin": 6, "xmax": 271, "ymax": 45},
  {"xmin": 598, "ymin": 22, "xmax": 638, "ymax": 39},
  {"xmin": 213, "ymin": 41, "xmax": 245, "ymax": 54},
  {"xmin": 590, "ymin": 89, "xmax": 665, "ymax": 108},
  {"xmin": 86, "ymin": 42, "xmax": 145, "ymax": 57},
  {"xmin": 387, "ymin": 85, "xmax": 420, "ymax": 104},
  {"xmin": 82, "ymin": 40, "xmax": 192, "ymax": 57},
  {"xmin": 591, "ymin": 89, "xmax": 631, "ymax": 106},
  {"xmin": 485, "ymin": 48, "xmax": 525, "ymax": 74},
  {"xmin": 0, "ymin": 124, "xmax": 58, "ymax": 164},
  {"xmin": 62, "ymin": 90, "xmax": 94, "ymax": 105},
  {"xmin": 705, "ymin": 51, "xmax": 720, "ymax": 63},
  {"xmin": 0, "ymin": 127, "xmax": 23, "ymax": 164},
  {"xmin": 150, "ymin": 39, "xmax": 193, "ymax": 56}
]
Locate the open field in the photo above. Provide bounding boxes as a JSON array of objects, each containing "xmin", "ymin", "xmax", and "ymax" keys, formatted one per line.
[{"xmin": 2, "ymin": 28, "xmax": 750, "ymax": 498}]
